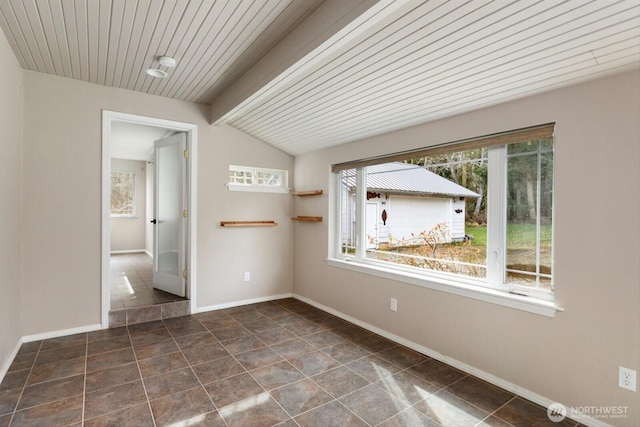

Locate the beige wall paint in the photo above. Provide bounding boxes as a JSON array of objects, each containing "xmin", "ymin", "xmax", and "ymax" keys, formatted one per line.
[
  {"xmin": 293, "ymin": 70, "xmax": 640, "ymax": 425},
  {"xmin": 196, "ymin": 125, "xmax": 294, "ymax": 308},
  {"xmin": 0, "ymin": 24, "xmax": 23, "ymax": 373},
  {"xmin": 110, "ymin": 159, "xmax": 147, "ymax": 252},
  {"xmin": 21, "ymin": 71, "xmax": 293, "ymax": 335}
]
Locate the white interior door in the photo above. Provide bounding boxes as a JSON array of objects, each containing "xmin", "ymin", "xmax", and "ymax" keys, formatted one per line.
[{"xmin": 152, "ymin": 133, "xmax": 186, "ymax": 297}]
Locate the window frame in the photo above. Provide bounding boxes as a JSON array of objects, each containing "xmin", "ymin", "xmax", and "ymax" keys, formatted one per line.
[
  {"xmin": 228, "ymin": 165, "xmax": 289, "ymax": 193},
  {"xmin": 328, "ymin": 126, "xmax": 562, "ymax": 317},
  {"xmin": 110, "ymin": 171, "xmax": 137, "ymax": 219}
]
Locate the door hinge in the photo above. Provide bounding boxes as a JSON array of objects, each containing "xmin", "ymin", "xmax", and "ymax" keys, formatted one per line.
[
  {"xmin": 183, "ymin": 209, "xmax": 188, "ymax": 218},
  {"xmin": 183, "ymin": 149, "xmax": 188, "ymax": 158},
  {"xmin": 183, "ymin": 269, "xmax": 188, "ymax": 279}
]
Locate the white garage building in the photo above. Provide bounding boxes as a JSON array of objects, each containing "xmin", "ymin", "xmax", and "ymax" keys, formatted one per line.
[{"xmin": 343, "ymin": 162, "xmax": 479, "ymax": 249}]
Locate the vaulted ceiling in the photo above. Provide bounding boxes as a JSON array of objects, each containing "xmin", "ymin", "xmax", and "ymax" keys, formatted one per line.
[{"xmin": 1, "ymin": 0, "xmax": 638, "ymax": 155}]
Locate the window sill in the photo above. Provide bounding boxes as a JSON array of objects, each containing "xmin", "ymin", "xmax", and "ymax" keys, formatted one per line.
[
  {"xmin": 326, "ymin": 258, "xmax": 563, "ymax": 317},
  {"xmin": 227, "ymin": 184, "xmax": 289, "ymax": 194}
]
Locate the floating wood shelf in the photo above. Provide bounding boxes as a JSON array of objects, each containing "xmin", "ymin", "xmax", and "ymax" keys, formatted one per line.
[
  {"xmin": 292, "ymin": 191, "xmax": 322, "ymax": 222},
  {"xmin": 220, "ymin": 221, "xmax": 277, "ymax": 227},
  {"xmin": 292, "ymin": 216, "xmax": 323, "ymax": 222},
  {"xmin": 291, "ymin": 190, "xmax": 323, "ymax": 196}
]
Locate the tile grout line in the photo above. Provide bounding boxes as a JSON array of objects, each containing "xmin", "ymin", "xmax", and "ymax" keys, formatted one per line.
[
  {"xmin": 288, "ymin": 310, "xmax": 434, "ymax": 426},
  {"xmin": 255, "ymin": 301, "xmax": 462, "ymax": 426},
  {"xmin": 207, "ymin": 305, "xmax": 317, "ymax": 425},
  {"xmin": 483, "ymin": 395, "xmax": 518, "ymax": 427},
  {"xmin": 253, "ymin": 306, "xmax": 372, "ymax": 426},
  {"xmin": 128, "ymin": 324, "xmax": 159, "ymax": 427},
  {"xmin": 82, "ymin": 333, "xmax": 142, "ymax": 423},
  {"xmin": 163, "ymin": 317, "xmax": 229, "ymax": 427},
  {"xmin": 81, "ymin": 333, "xmax": 88, "ymax": 426},
  {"xmin": 272, "ymin": 305, "xmax": 357, "ymax": 407},
  {"xmin": 6, "ymin": 340, "xmax": 43, "ymax": 426},
  {"xmin": 11, "ymin": 342, "xmax": 93, "ymax": 422},
  {"xmin": 223, "ymin": 306, "xmax": 344, "ymax": 426},
  {"xmin": 208, "ymin": 315, "xmax": 285, "ymax": 425},
  {"xmin": 8, "ymin": 298, "xmax": 567, "ymax": 426}
]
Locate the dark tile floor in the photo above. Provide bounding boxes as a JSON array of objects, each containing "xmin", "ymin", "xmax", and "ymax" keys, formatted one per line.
[
  {"xmin": 0, "ymin": 298, "xmax": 581, "ymax": 427},
  {"xmin": 110, "ymin": 253, "xmax": 187, "ymax": 309}
]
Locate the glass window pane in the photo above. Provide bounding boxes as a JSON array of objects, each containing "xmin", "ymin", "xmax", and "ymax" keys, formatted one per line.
[
  {"xmin": 229, "ymin": 166, "xmax": 287, "ymax": 191},
  {"xmin": 506, "ymin": 138, "xmax": 553, "ymax": 290},
  {"xmin": 110, "ymin": 172, "xmax": 135, "ymax": 216},
  {"xmin": 508, "ymin": 139, "xmax": 539, "ymax": 154},
  {"xmin": 363, "ymin": 158, "xmax": 487, "ymax": 279},
  {"xmin": 338, "ymin": 169, "xmax": 356, "ymax": 256},
  {"xmin": 540, "ymin": 150, "xmax": 553, "ymax": 284},
  {"xmin": 157, "ymin": 143, "xmax": 181, "ymax": 275}
]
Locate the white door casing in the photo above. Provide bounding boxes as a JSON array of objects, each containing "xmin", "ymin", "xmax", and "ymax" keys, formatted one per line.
[{"xmin": 102, "ymin": 110, "xmax": 198, "ymax": 328}]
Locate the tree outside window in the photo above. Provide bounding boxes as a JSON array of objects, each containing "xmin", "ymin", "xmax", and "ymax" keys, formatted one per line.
[
  {"xmin": 111, "ymin": 171, "xmax": 136, "ymax": 217},
  {"xmin": 336, "ymin": 134, "xmax": 554, "ymax": 299}
]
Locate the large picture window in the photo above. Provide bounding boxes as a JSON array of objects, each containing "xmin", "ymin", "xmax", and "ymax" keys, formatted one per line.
[{"xmin": 333, "ymin": 124, "xmax": 555, "ymax": 304}]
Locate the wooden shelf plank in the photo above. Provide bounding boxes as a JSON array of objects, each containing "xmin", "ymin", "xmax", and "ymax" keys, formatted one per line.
[
  {"xmin": 220, "ymin": 221, "xmax": 277, "ymax": 227},
  {"xmin": 292, "ymin": 216, "xmax": 323, "ymax": 222},
  {"xmin": 291, "ymin": 190, "xmax": 323, "ymax": 196}
]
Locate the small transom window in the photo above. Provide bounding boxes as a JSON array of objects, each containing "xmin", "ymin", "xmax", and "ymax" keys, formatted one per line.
[{"xmin": 228, "ymin": 165, "xmax": 289, "ymax": 193}]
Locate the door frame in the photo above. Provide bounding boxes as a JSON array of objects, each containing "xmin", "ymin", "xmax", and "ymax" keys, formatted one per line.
[{"xmin": 101, "ymin": 110, "xmax": 198, "ymax": 328}]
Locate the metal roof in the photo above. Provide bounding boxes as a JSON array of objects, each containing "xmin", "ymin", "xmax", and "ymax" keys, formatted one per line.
[{"xmin": 347, "ymin": 162, "xmax": 479, "ymax": 198}]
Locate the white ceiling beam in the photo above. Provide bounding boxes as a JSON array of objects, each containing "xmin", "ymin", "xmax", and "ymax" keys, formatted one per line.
[{"xmin": 209, "ymin": 0, "xmax": 380, "ymax": 125}]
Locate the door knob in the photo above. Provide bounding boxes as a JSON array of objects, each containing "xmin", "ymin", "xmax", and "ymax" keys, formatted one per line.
[{"xmin": 150, "ymin": 219, "xmax": 157, "ymax": 224}]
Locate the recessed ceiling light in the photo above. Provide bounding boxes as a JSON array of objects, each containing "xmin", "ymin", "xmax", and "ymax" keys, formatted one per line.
[
  {"xmin": 146, "ymin": 68, "xmax": 168, "ymax": 78},
  {"xmin": 159, "ymin": 56, "xmax": 177, "ymax": 68}
]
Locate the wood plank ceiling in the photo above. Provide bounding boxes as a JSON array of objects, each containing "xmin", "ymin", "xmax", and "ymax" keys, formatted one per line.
[
  {"xmin": 1, "ymin": 0, "xmax": 639, "ymax": 156},
  {"xmin": 0, "ymin": 0, "xmax": 325, "ymax": 104}
]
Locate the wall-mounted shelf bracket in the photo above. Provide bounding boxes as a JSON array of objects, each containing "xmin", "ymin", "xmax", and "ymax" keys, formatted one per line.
[
  {"xmin": 291, "ymin": 190, "xmax": 323, "ymax": 196},
  {"xmin": 220, "ymin": 221, "xmax": 277, "ymax": 227},
  {"xmin": 292, "ymin": 216, "xmax": 323, "ymax": 222}
]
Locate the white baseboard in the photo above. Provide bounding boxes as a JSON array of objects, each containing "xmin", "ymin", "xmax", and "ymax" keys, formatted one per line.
[
  {"xmin": 110, "ymin": 250, "xmax": 147, "ymax": 255},
  {"xmin": 22, "ymin": 323, "xmax": 103, "ymax": 343},
  {"xmin": 0, "ymin": 338, "xmax": 23, "ymax": 385},
  {"xmin": 194, "ymin": 293, "xmax": 293, "ymax": 313},
  {"xmin": 292, "ymin": 293, "xmax": 609, "ymax": 427},
  {"xmin": 144, "ymin": 250, "xmax": 153, "ymax": 258},
  {"xmin": 1, "ymin": 323, "xmax": 103, "ymax": 384}
]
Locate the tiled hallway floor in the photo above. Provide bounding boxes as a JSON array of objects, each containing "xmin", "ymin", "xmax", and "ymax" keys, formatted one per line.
[
  {"xmin": 110, "ymin": 253, "xmax": 187, "ymax": 310},
  {"xmin": 0, "ymin": 299, "xmax": 580, "ymax": 427}
]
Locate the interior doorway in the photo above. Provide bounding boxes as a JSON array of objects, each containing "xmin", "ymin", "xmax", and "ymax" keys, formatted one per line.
[{"xmin": 101, "ymin": 111, "xmax": 198, "ymax": 328}]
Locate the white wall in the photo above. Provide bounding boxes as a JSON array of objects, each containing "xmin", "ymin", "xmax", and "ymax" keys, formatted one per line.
[
  {"xmin": 21, "ymin": 71, "xmax": 293, "ymax": 335},
  {"xmin": 110, "ymin": 158, "xmax": 147, "ymax": 252},
  {"xmin": 293, "ymin": 70, "xmax": 640, "ymax": 426},
  {"xmin": 0, "ymin": 23, "xmax": 23, "ymax": 375}
]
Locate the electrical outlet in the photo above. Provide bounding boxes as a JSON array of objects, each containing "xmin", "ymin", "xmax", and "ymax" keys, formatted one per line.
[
  {"xmin": 390, "ymin": 298, "xmax": 397, "ymax": 312},
  {"xmin": 619, "ymin": 366, "xmax": 637, "ymax": 392},
  {"xmin": 244, "ymin": 272, "xmax": 250, "ymax": 282}
]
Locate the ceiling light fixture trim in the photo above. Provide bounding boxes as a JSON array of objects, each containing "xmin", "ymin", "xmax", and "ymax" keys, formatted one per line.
[
  {"xmin": 146, "ymin": 68, "xmax": 168, "ymax": 78},
  {"xmin": 159, "ymin": 56, "xmax": 177, "ymax": 68}
]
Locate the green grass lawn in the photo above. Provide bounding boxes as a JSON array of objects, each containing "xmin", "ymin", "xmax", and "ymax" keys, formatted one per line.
[
  {"xmin": 466, "ymin": 224, "xmax": 551, "ymax": 249},
  {"xmin": 465, "ymin": 225, "xmax": 486, "ymax": 246},
  {"xmin": 373, "ymin": 223, "xmax": 551, "ymax": 280}
]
